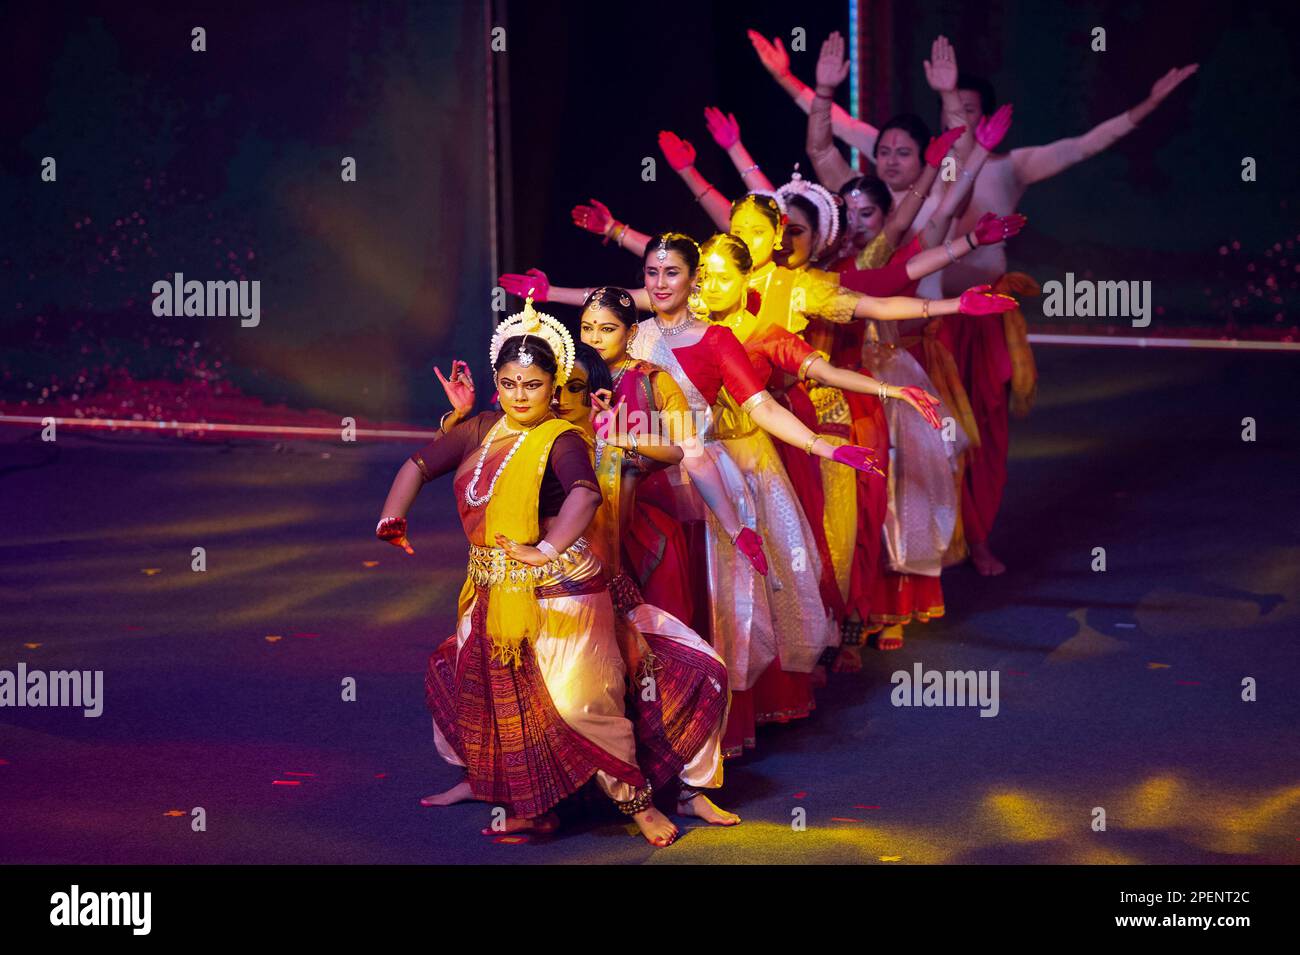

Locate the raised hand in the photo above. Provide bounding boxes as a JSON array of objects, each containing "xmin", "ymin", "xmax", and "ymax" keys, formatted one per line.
[
  {"xmin": 591, "ymin": 388, "xmax": 617, "ymax": 437},
  {"xmin": 734, "ymin": 527, "xmax": 769, "ymax": 577},
  {"xmin": 377, "ymin": 517, "xmax": 414, "ymax": 555},
  {"xmin": 896, "ymin": 385, "xmax": 942, "ymax": 429},
  {"xmin": 434, "ymin": 359, "xmax": 475, "ymax": 417},
  {"xmin": 704, "ymin": 107, "xmax": 740, "ymax": 149},
  {"xmin": 923, "ymin": 35, "xmax": 959, "ymax": 93},
  {"xmin": 747, "ymin": 29, "xmax": 791, "ymax": 79},
  {"xmin": 832, "ymin": 443, "xmax": 885, "ymax": 477},
  {"xmin": 815, "ymin": 31, "xmax": 850, "ymax": 90},
  {"xmin": 498, "ymin": 268, "xmax": 550, "ymax": 302},
  {"xmin": 658, "ymin": 130, "xmax": 696, "ymax": 171},
  {"xmin": 959, "ymin": 284, "xmax": 1018, "ymax": 315},
  {"xmin": 972, "ymin": 212, "xmax": 1028, "ymax": 246},
  {"xmin": 975, "ymin": 103, "xmax": 1013, "ymax": 150},
  {"xmin": 571, "ymin": 198, "xmax": 612, "ymax": 236},
  {"xmin": 1149, "ymin": 64, "xmax": 1199, "ymax": 106},
  {"xmin": 925, "ymin": 124, "xmax": 966, "ymax": 167}
]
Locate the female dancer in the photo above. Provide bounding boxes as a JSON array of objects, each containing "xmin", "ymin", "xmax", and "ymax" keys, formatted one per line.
[
  {"xmin": 555, "ymin": 342, "xmax": 739, "ymax": 826},
  {"xmin": 375, "ymin": 302, "xmax": 677, "ymax": 845},
  {"xmin": 578, "ymin": 286, "xmax": 767, "ymax": 629},
  {"xmin": 503, "ymin": 235, "xmax": 886, "ymax": 754}
]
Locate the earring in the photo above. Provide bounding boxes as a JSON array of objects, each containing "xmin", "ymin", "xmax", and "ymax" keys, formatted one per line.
[{"xmin": 686, "ymin": 285, "xmax": 707, "ymax": 319}]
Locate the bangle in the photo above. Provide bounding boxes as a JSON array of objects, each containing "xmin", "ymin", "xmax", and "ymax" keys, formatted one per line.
[
  {"xmin": 439, "ymin": 409, "xmax": 456, "ymax": 432},
  {"xmin": 877, "ymin": 381, "xmax": 890, "ymax": 401},
  {"xmin": 628, "ymin": 431, "xmax": 639, "ymax": 452},
  {"xmin": 614, "ymin": 223, "xmax": 629, "ymax": 248},
  {"xmin": 535, "ymin": 539, "xmax": 560, "ymax": 562},
  {"xmin": 922, "ymin": 298, "xmax": 931, "ymax": 319},
  {"xmin": 728, "ymin": 526, "xmax": 742, "ymax": 545},
  {"xmin": 965, "ymin": 233, "xmax": 977, "ymax": 252},
  {"xmin": 582, "ymin": 287, "xmax": 592, "ymax": 302},
  {"xmin": 803, "ymin": 433, "xmax": 818, "ymax": 455},
  {"xmin": 693, "ymin": 184, "xmax": 716, "ymax": 203},
  {"xmin": 376, "ymin": 516, "xmax": 407, "ymax": 539},
  {"xmin": 796, "ymin": 350, "xmax": 822, "ymax": 382},
  {"xmin": 741, "ymin": 163, "xmax": 761, "ymax": 175},
  {"xmin": 910, "ymin": 186, "xmax": 926, "ymax": 202},
  {"xmin": 944, "ymin": 239, "xmax": 958, "ymax": 264}
]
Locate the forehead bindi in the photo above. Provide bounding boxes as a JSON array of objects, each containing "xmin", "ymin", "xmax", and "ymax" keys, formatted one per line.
[{"xmin": 499, "ymin": 363, "xmax": 545, "ymax": 384}]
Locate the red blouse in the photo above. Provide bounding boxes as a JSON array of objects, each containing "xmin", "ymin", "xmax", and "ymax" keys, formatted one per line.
[
  {"xmin": 670, "ymin": 324, "xmax": 766, "ymax": 406},
  {"xmin": 740, "ymin": 318, "xmax": 818, "ymax": 384},
  {"xmin": 837, "ymin": 235, "xmax": 923, "ymax": 297}
]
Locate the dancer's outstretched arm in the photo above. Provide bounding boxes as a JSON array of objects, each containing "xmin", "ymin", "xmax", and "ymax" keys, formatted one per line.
[
  {"xmin": 660, "ymin": 130, "xmax": 733, "ymax": 231},
  {"xmin": 571, "ymin": 198, "xmax": 651, "ymax": 258},
  {"xmin": 754, "ymin": 323, "xmax": 942, "ymax": 428},
  {"xmin": 1011, "ymin": 64, "xmax": 1198, "ymax": 186},
  {"xmin": 852, "ymin": 285, "xmax": 1017, "ymax": 322},
  {"xmin": 748, "ymin": 28, "xmax": 879, "ymax": 156},
  {"xmin": 498, "ymin": 269, "xmax": 653, "ymax": 313},
  {"xmin": 704, "ymin": 107, "xmax": 775, "ymax": 193}
]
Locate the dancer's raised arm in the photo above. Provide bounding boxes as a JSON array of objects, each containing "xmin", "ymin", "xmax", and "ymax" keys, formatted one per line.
[
  {"xmin": 660, "ymin": 130, "xmax": 733, "ymax": 231},
  {"xmin": 923, "ymin": 35, "xmax": 976, "ymax": 161},
  {"xmin": 748, "ymin": 28, "xmax": 879, "ymax": 156},
  {"xmin": 571, "ymin": 198, "xmax": 652, "ymax": 257},
  {"xmin": 918, "ymin": 104, "xmax": 1013, "ymax": 247},
  {"xmin": 704, "ymin": 106, "xmax": 774, "ymax": 193},
  {"xmin": 1010, "ymin": 64, "xmax": 1198, "ymax": 186},
  {"xmin": 805, "ymin": 31, "xmax": 857, "ymax": 192}
]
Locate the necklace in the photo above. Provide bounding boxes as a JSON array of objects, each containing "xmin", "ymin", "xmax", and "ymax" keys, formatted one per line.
[
  {"xmin": 610, "ymin": 358, "xmax": 632, "ymax": 393},
  {"xmin": 653, "ymin": 312, "xmax": 698, "ymax": 337},
  {"xmin": 464, "ymin": 417, "xmax": 528, "ymax": 508}
]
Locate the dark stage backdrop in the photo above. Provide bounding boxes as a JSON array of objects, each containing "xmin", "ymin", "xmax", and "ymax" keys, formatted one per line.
[
  {"xmin": 3, "ymin": 1, "xmax": 1297, "ymax": 430},
  {"xmin": 503, "ymin": 0, "xmax": 1299, "ymax": 339},
  {"xmin": 3, "ymin": 0, "xmax": 494, "ymax": 426}
]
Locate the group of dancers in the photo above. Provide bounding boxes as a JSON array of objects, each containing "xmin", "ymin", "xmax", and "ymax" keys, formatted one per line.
[{"xmin": 374, "ymin": 29, "xmax": 1198, "ymax": 845}]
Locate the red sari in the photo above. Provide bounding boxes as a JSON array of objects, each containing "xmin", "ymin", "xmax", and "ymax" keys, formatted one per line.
[
  {"xmin": 629, "ymin": 322, "xmax": 834, "ymax": 757},
  {"xmin": 827, "ymin": 239, "xmax": 946, "ymax": 634}
]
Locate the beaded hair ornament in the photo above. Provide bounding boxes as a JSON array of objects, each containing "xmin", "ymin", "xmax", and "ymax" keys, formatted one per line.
[
  {"xmin": 585, "ymin": 286, "xmax": 634, "ymax": 309},
  {"xmin": 739, "ymin": 190, "xmax": 787, "ymax": 217},
  {"xmin": 489, "ymin": 297, "xmax": 575, "ymax": 386},
  {"xmin": 775, "ymin": 166, "xmax": 841, "ymax": 257}
]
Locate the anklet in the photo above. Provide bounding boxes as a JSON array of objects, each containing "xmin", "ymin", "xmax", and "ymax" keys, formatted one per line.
[{"xmin": 616, "ymin": 783, "xmax": 654, "ymax": 816}]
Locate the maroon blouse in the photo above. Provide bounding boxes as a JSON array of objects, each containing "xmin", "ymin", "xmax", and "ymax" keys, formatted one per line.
[{"xmin": 411, "ymin": 411, "xmax": 598, "ymax": 519}]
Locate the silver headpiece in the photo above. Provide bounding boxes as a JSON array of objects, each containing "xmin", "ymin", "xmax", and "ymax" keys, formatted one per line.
[{"xmin": 775, "ymin": 165, "xmax": 841, "ymax": 257}]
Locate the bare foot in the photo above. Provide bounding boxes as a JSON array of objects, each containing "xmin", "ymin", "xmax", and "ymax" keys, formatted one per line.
[
  {"xmin": 871, "ymin": 624, "xmax": 904, "ymax": 651},
  {"xmin": 970, "ymin": 540, "xmax": 1006, "ymax": 576},
  {"xmin": 420, "ymin": 780, "xmax": 473, "ymax": 807},
  {"xmin": 632, "ymin": 806, "xmax": 679, "ymax": 846},
  {"xmin": 481, "ymin": 811, "xmax": 559, "ymax": 836},
  {"xmin": 810, "ymin": 663, "xmax": 828, "ymax": 689},
  {"xmin": 678, "ymin": 792, "xmax": 741, "ymax": 826},
  {"xmin": 833, "ymin": 646, "xmax": 862, "ymax": 673}
]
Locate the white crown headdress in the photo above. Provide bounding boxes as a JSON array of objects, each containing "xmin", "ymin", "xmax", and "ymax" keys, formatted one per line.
[
  {"xmin": 775, "ymin": 165, "xmax": 841, "ymax": 257},
  {"xmin": 490, "ymin": 298, "xmax": 576, "ymax": 386}
]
